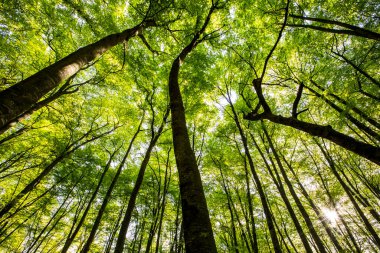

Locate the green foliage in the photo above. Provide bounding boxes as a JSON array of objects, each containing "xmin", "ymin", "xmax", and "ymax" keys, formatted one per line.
[{"xmin": 0, "ymin": 0, "xmax": 379, "ymax": 252}]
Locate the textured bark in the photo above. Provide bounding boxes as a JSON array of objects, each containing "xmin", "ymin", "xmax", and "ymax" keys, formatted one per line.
[
  {"xmin": 0, "ymin": 20, "xmax": 155, "ymax": 130},
  {"xmin": 167, "ymin": 4, "xmax": 218, "ymax": 253}
]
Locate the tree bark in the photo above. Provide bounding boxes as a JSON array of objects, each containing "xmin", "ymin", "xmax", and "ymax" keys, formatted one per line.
[{"xmin": 167, "ymin": 4, "xmax": 219, "ymax": 253}]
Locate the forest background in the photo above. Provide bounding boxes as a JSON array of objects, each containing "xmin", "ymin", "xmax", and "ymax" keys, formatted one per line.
[{"xmin": 0, "ymin": 0, "xmax": 379, "ymax": 252}]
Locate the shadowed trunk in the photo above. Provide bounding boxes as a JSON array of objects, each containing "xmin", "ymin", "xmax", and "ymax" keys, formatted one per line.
[{"xmin": 167, "ymin": 4, "xmax": 219, "ymax": 253}]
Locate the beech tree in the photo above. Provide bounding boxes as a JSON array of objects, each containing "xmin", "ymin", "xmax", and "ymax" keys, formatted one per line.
[{"xmin": 0, "ymin": 0, "xmax": 379, "ymax": 252}]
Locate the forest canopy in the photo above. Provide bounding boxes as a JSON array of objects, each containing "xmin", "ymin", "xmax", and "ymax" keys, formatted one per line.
[{"xmin": 0, "ymin": 0, "xmax": 379, "ymax": 252}]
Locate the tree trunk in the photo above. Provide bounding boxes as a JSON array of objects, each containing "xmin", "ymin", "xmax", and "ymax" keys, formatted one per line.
[
  {"xmin": 167, "ymin": 4, "xmax": 219, "ymax": 253},
  {"xmin": 261, "ymin": 127, "xmax": 329, "ymax": 253},
  {"xmin": 0, "ymin": 20, "xmax": 155, "ymax": 130},
  {"xmin": 60, "ymin": 150, "xmax": 117, "ymax": 253},
  {"xmin": 114, "ymin": 108, "xmax": 169, "ymax": 253},
  {"xmin": 227, "ymin": 100, "xmax": 281, "ymax": 252},
  {"xmin": 251, "ymin": 134, "xmax": 314, "ymax": 253},
  {"xmin": 80, "ymin": 120, "xmax": 142, "ymax": 253}
]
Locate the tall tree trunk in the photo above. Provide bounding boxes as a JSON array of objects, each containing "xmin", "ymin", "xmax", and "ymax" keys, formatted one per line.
[
  {"xmin": 104, "ymin": 204, "xmax": 126, "ymax": 253},
  {"xmin": 0, "ymin": 20, "xmax": 155, "ymax": 131},
  {"xmin": 251, "ymin": 134, "xmax": 314, "ymax": 253},
  {"xmin": 60, "ymin": 149, "xmax": 117, "ymax": 253},
  {"xmin": 167, "ymin": 4, "xmax": 219, "ymax": 253},
  {"xmin": 226, "ymin": 97, "xmax": 281, "ymax": 252},
  {"xmin": 80, "ymin": 119, "xmax": 142, "ymax": 253},
  {"xmin": 261, "ymin": 127, "xmax": 330, "ymax": 253},
  {"xmin": 114, "ymin": 108, "xmax": 169, "ymax": 253}
]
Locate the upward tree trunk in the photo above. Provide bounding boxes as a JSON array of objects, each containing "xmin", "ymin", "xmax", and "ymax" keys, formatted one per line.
[
  {"xmin": 227, "ymin": 99, "xmax": 281, "ymax": 252},
  {"xmin": 80, "ymin": 119, "xmax": 143, "ymax": 253},
  {"xmin": 167, "ymin": 4, "xmax": 218, "ymax": 253},
  {"xmin": 60, "ymin": 149, "xmax": 117, "ymax": 253},
  {"xmin": 114, "ymin": 108, "xmax": 169, "ymax": 253},
  {"xmin": 251, "ymin": 135, "xmax": 314, "ymax": 253},
  {"xmin": 0, "ymin": 20, "xmax": 155, "ymax": 130},
  {"xmin": 261, "ymin": 127, "xmax": 330, "ymax": 253}
]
